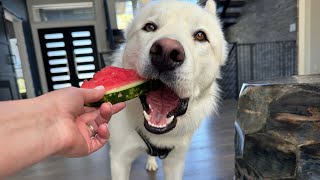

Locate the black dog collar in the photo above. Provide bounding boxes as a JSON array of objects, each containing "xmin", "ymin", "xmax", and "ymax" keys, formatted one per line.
[{"xmin": 136, "ymin": 129, "xmax": 174, "ymax": 159}]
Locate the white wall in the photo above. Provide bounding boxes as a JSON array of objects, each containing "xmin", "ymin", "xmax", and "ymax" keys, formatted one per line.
[{"xmin": 298, "ymin": 0, "xmax": 320, "ymax": 75}]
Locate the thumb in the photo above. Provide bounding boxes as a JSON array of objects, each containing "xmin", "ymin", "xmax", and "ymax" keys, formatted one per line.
[{"xmin": 80, "ymin": 86, "xmax": 106, "ymax": 104}]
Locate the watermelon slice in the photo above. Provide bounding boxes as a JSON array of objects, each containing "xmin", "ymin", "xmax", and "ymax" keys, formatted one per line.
[{"xmin": 81, "ymin": 66, "xmax": 160, "ymax": 106}]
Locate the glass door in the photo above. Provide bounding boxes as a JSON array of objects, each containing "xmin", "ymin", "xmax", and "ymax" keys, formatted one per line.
[{"xmin": 38, "ymin": 26, "xmax": 99, "ymax": 91}]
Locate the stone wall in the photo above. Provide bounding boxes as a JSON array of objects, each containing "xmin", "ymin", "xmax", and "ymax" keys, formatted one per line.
[{"xmin": 226, "ymin": 0, "xmax": 298, "ymax": 43}]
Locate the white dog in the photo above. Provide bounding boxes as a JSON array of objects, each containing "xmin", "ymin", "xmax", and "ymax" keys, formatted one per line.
[{"xmin": 109, "ymin": 0, "xmax": 227, "ymax": 179}]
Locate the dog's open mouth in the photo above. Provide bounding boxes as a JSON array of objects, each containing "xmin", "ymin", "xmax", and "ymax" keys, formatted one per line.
[{"xmin": 139, "ymin": 83, "xmax": 189, "ymax": 134}]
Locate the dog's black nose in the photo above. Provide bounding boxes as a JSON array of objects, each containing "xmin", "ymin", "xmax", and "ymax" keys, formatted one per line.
[{"xmin": 150, "ymin": 38, "xmax": 185, "ymax": 72}]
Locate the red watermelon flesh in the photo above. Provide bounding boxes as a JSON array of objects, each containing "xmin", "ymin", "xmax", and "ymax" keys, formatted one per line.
[{"xmin": 81, "ymin": 66, "xmax": 146, "ymax": 93}]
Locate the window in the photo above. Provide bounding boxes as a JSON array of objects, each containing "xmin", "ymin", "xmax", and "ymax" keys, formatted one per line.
[
  {"xmin": 115, "ymin": 1, "xmax": 134, "ymax": 30},
  {"xmin": 114, "ymin": 0, "xmax": 198, "ymax": 30},
  {"xmin": 38, "ymin": 26, "xmax": 98, "ymax": 91},
  {"xmin": 32, "ymin": 2, "xmax": 95, "ymax": 22}
]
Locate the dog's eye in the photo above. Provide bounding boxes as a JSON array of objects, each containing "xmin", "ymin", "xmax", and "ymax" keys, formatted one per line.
[
  {"xmin": 194, "ymin": 31, "xmax": 208, "ymax": 42},
  {"xmin": 142, "ymin": 22, "xmax": 158, "ymax": 32}
]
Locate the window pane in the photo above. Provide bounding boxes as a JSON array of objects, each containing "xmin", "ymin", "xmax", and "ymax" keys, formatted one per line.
[
  {"xmin": 78, "ymin": 72, "xmax": 94, "ymax": 79},
  {"xmin": 74, "ymin": 48, "xmax": 93, "ymax": 55},
  {"xmin": 47, "ymin": 50, "xmax": 66, "ymax": 57},
  {"xmin": 45, "ymin": 33, "xmax": 63, "ymax": 39},
  {"xmin": 46, "ymin": 42, "xmax": 65, "ymax": 48},
  {"xmin": 33, "ymin": 2, "xmax": 94, "ymax": 22},
  {"xmin": 53, "ymin": 83, "xmax": 71, "ymax": 90},
  {"xmin": 49, "ymin": 59, "xmax": 68, "ymax": 65},
  {"xmin": 75, "ymin": 56, "xmax": 94, "ymax": 63},
  {"xmin": 51, "ymin": 75, "xmax": 70, "ymax": 81},
  {"xmin": 72, "ymin": 31, "xmax": 91, "ymax": 38},
  {"xmin": 50, "ymin": 67, "xmax": 69, "ymax": 73},
  {"xmin": 77, "ymin": 64, "xmax": 95, "ymax": 71},
  {"xmin": 73, "ymin": 40, "xmax": 92, "ymax": 46},
  {"xmin": 116, "ymin": 1, "xmax": 134, "ymax": 30}
]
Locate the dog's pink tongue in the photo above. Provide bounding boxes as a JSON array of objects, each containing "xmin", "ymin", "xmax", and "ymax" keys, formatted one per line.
[{"xmin": 146, "ymin": 87, "xmax": 180, "ymax": 125}]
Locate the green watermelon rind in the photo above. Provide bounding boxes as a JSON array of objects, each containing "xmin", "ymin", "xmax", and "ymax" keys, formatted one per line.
[
  {"xmin": 105, "ymin": 79, "xmax": 146, "ymax": 94},
  {"xmin": 85, "ymin": 80, "xmax": 160, "ymax": 107}
]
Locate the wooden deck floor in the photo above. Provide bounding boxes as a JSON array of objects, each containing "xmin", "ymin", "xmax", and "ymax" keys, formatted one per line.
[{"xmin": 7, "ymin": 100, "xmax": 237, "ymax": 180}]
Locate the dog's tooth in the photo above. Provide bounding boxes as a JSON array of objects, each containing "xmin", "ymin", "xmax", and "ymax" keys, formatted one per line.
[
  {"xmin": 143, "ymin": 111, "xmax": 151, "ymax": 121},
  {"xmin": 166, "ymin": 116, "xmax": 174, "ymax": 124},
  {"xmin": 148, "ymin": 121, "xmax": 166, "ymax": 128},
  {"xmin": 149, "ymin": 104, "xmax": 153, "ymax": 112}
]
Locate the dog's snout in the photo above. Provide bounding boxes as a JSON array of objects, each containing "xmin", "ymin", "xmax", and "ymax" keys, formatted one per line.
[{"xmin": 150, "ymin": 38, "xmax": 185, "ymax": 72}]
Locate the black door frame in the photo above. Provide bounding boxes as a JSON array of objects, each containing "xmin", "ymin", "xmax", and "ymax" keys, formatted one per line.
[{"xmin": 38, "ymin": 26, "xmax": 99, "ymax": 91}]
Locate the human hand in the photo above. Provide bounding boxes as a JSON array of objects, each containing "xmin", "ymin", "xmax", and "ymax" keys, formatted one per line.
[{"xmin": 38, "ymin": 86, "xmax": 125, "ymax": 157}]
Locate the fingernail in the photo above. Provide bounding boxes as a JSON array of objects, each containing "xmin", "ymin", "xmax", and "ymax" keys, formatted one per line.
[
  {"xmin": 107, "ymin": 102, "xmax": 113, "ymax": 114},
  {"xmin": 94, "ymin": 85, "xmax": 104, "ymax": 90}
]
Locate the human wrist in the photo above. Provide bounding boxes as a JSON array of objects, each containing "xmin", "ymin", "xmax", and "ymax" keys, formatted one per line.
[{"xmin": 32, "ymin": 96, "xmax": 65, "ymax": 156}]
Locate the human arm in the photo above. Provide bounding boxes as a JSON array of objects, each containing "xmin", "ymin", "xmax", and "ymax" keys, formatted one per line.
[{"xmin": 0, "ymin": 86, "xmax": 125, "ymax": 177}]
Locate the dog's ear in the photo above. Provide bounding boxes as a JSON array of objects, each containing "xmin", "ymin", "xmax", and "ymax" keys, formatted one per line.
[
  {"xmin": 204, "ymin": 0, "xmax": 217, "ymax": 15},
  {"xmin": 139, "ymin": 0, "xmax": 151, "ymax": 8}
]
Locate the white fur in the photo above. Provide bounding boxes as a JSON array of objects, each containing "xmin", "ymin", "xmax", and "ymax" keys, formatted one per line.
[
  {"xmin": 108, "ymin": 1, "xmax": 227, "ymax": 179},
  {"xmin": 146, "ymin": 155, "xmax": 158, "ymax": 171}
]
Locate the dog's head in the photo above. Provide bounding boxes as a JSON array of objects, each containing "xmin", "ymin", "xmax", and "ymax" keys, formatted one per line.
[{"xmin": 117, "ymin": 0, "xmax": 227, "ymax": 134}]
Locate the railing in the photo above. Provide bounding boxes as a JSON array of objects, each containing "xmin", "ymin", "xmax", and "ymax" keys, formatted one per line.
[
  {"xmin": 219, "ymin": 43, "xmax": 238, "ymax": 99},
  {"xmin": 219, "ymin": 41, "xmax": 297, "ymax": 99}
]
